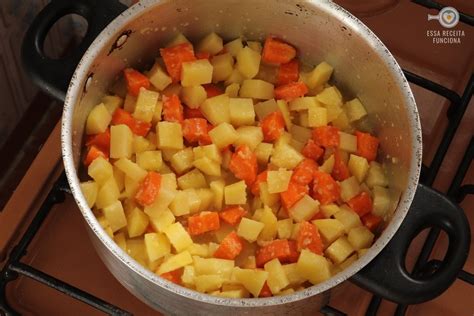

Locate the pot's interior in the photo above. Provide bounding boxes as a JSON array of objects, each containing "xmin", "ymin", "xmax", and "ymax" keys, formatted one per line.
[{"xmin": 63, "ymin": 0, "xmax": 422, "ymax": 311}]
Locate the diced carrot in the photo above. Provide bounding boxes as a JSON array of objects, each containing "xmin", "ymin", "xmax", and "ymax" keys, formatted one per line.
[
  {"xmin": 160, "ymin": 42, "xmax": 196, "ymax": 82},
  {"xmin": 259, "ymin": 281, "xmax": 273, "ymax": 297},
  {"xmin": 251, "ymin": 170, "xmax": 269, "ymax": 196},
  {"xmin": 163, "ymin": 94, "xmax": 184, "ymax": 123},
  {"xmin": 292, "ymin": 159, "xmax": 319, "ymax": 185},
  {"xmin": 86, "ymin": 128, "xmax": 110, "ymax": 153},
  {"xmin": 362, "ymin": 213, "xmax": 382, "ymax": 232},
  {"xmin": 277, "ymin": 59, "xmax": 299, "ymax": 85},
  {"xmin": 219, "ymin": 206, "xmax": 247, "ymax": 226},
  {"xmin": 311, "ymin": 211, "xmax": 326, "ymax": 221},
  {"xmin": 301, "ymin": 139, "xmax": 324, "ymax": 161},
  {"xmin": 198, "ymin": 124, "xmax": 214, "ymax": 146},
  {"xmin": 187, "ymin": 211, "xmax": 220, "ymax": 236},
  {"xmin": 145, "ymin": 224, "xmax": 155, "ymax": 234},
  {"xmin": 160, "ymin": 268, "xmax": 183, "ymax": 285},
  {"xmin": 274, "ymin": 82, "xmax": 308, "ymax": 101},
  {"xmin": 111, "ymin": 108, "xmax": 151, "ymax": 136},
  {"xmin": 84, "ymin": 145, "xmax": 108, "ymax": 166},
  {"xmin": 213, "ymin": 231, "xmax": 244, "ymax": 260},
  {"xmin": 332, "ymin": 149, "xmax": 351, "ymax": 181},
  {"xmin": 312, "ymin": 126, "xmax": 340, "ymax": 148},
  {"xmin": 355, "ymin": 131, "xmax": 379, "ymax": 162},
  {"xmin": 256, "ymin": 239, "xmax": 294, "ymax": 267},
  {"xmin": 348, "ymin": 191, "xmax": 373, "ymax": 217},
  {"xmin": 296, "ymin": 221, "xmax": 323, "ymax": 255},
  {"xmin": 182, "ymin": 118, "xmax": 209, "ymax": 144},
  {"xmin": 195, "ymin": 51, "xmax": 211, "ymax": 60},
  {"xmin": 280, "ymin": 180, "xmax": 308, "ymax": 209},
  {"xmin": 123, "ymin": 68, "xmax": 150, "ymax": 96},
  {"xmin": 229, "ymin": 144, "xmax": 258, "ymax": 186},
  {"xmin": 131, "ymin": 119, "xmax": 152, "ymax": 137},
  {"xmin": 261, "ymin": 111, "xmax": 285, "ymax": 142},
  {"xmin": 135, "ymin": 172, "xmax": 161, "ymax": 206},
  {"xmin": 287, "ymin": 240, "xmax": 300, "ymax": 263},
  {"xmin": 184, "ymin": 107, "xmax": 205, "ymax": 119},
  {"xmin": 203, "ymin": 84, "xmax": 223, "ymax": 98},
  {"xmin": 312, "ymin": 170, "xmax": 340, "ymax": 205},
  {"xmin": 262, "ymin": 37, "xmax": 297, "ymax": 65}
]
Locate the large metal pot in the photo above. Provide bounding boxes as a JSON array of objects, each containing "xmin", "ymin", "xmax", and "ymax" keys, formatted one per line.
[{"xmin": 22, "ymin": 0, "xmax": 470, "ymax": 314}]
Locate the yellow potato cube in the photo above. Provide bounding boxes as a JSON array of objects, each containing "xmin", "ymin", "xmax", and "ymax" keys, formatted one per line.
[
  {"xmin": 277, "ymin": 218, "xmax": 294, "ymax": 239},
  {"xmin": 217, "ymin": 289, "xmax": 250, "ymax": 299},
  {"xmin": 264, "ymin": 258, "xmax": 290, "ymax": 294},
  {"xmin": 133, "ymin": 136, "xmax": 153, "ymax": 154},
  {"xmin": 325, "ymin": 237, "xmax": 355, "ymax": 264},
  {"xmin": 298, "ymin": 111, "xmax": 309, "ymax": 127},
  {"xmin": 296, "ymin": 249, "xmax": 332, "ymax": 285},
  {"xmin": 366, "ymin": 162, "xmax": 389, "ymax": 188},
  {"xmin": 339, "ymin": 132, "xmax": 357, "ymax": 153},
  {"xmin": 208, "ymin": 180, "xmax": 225, "ymax": 210},
  {"xmin": 258, "ymin": 206, "xmax": 278, "ymax": 241},
  {"xmin": 254, "ymin": 98, "xmax": 279, "ymax": 121},
  {"xmin": 152, "ymin": 101, "xmax": 163, "ymax": 124},
  {"xmin": 303, "ymin": 61, "xmax": 334, "ymax": 89},
  {"xmin": 332, "ymin": 110, "xmax": 351, "ymax": 131},
  {"xmin": 255, "ymin": 142, "xmax": 273, "ymax": 164},
  {"xmin": 229, "ymin": 98, "xmax": 255, "ymax": 126},
  {"xmin": 170, "ymin": 148, "xmax": 194, "ymax": 174},
  {"xmin": 348, "ymin": 154, "xmax": 369, "ymax": 183},
  {"xmin": 167, "ymin": 33, "xmax": 190, "ymax": 47},
  {"xmin": 169, "ymin": 191, "xmax": 191, "ymax": 216},
  {"xmin": 193, "ymin": 144, "xmax": 222, "ymax": 163},
  {"xmin": 319, "ymin": 154, "xmax": 335, "ymax": 174},
  {"xmin": 177, "ymin": 169, "xmax": 207, "ymax": 189},
  {"xmin": 86, "ymin": 103, "xmax": 112, "ymax": 135},
  {"xmin": 127, "ymin": 207, "xmax": 149, "ymax": 238},
  {"xmin": 193, "ymin": 157, "xmax": 221, "ymax": 177},
  {"xmin": 316, "ymin": 86, "xmax": 343, "ymax": 107},
  {"xmin": 233, "ymin": 268, "xmax": 268, "ymax": 297},
  {"xmin": 110, "ymin": 124, "xmax": 133, "ymax": 159},
  {"xmin": 372, "ymin": 185, "xmax": 390, "ymax": 217},
  {"xmin": 347, "ymin": 226, "xmax": 374, "ymax": 250},
  {"xmin": 134, "ymin": 88, "xmax": 158, "ymax": 123},
  {"xmin": 225, "ymin": 83, "xmax": 240, "ymax": 98},
  {"xmin": 156, "ymin": 121, "xmax": 184, "ymax": 150},
  {"xmin": 290, "ymin": 139, "xmax": 304, "ymax": 152},
  {"xmin": 113, "ymin": 166, "xmax": 125, "ymax": 192},
  {"xmin": 157, "ymin": 250, "xmax": 193, "ymax": 274},
  {"xmin": 96, "ymin": 177, "xmax": 120, "ymax": 209},
  {"xmin": 195, "ymin": 275, "xmax": 224, "ymax": 293},
  {"xmin": 126, "ymin": 238, "xmax": 147, "ymax": 265},
  {"xmin": 163, "ymin": 222, "xmax": 193, "ymax": 252},
  {"xmin": 282, "ymin": 263, "xmax": 306, "ymax": 286},
  {"xmin": 239, "ymin": 79, "xmax": 274, "ymax": 100},
  {"xmin": 313, "ymin": 219, "xmax": 345, "ymax": 245},
  {"xmin": 197, "ymin": 32, "xmax": 223, "ymax": 55},
  {"xmin": 148, "ymin": 62, "xmax": 172, "ymax": 91},
  {"xmin": 236, "ymin": 47, "xmax": 261, "ymax": 79},
  {"xmin": 338, "ymin": 253, "xmax": 358, "ymax": 271},
  {"xmin": 194, "ymin": 257, "xmax": 234, "ymax": 280},
  {"xmin": 277, "ymin": 100, "xmax": 292, "ymax": 130},
  {"xmin": 271, "ymin": 143, "xmax": 304, "ymax": 169},
  {"xmin": 320, "ymin": 204, "xmax": 341, "ymax": 218},
  {"xmin": 136, "ymin": 150, "xmax": 163, "ymax": 171},
  {"xmin": 224, "ymin": 181, "xmax": 247, "ymax": 205},
  {"xmin": 289, "ymin": 97, "xmax": 316, "ymax": 112},
  {"xmin": 183, "ymin": 189, "xmax": 201, "ymax": 214},
  {"xmin": 225, "ymin": 68, "xmax": 245, "ymax": 85},
  {"xmin": 345, "ymin": 98, "xmax": 367, "ymax": 122},
  {"xmin": 123, "ymin": 176, "xmax": 139, "ymax": 199},
  {"xmin": 114, "ymin": 158, "xmax": 147, "ymax": 182},
  {"xmin": 187, "ymin": 243, "xmax": 210, "ymax": 258},
  {"xmin": 181, "ymin": 59, "xmax": 213, "ymax": 87},
  {"xmin": 237, "ymin": 218, "xmax": 264, "ymax": 242},
  {"xmin": 196, "ymin": 188, "xmax": 214, "ymax": 211},
  {"xmin": 200, "ymin": 94, "xmax": 230, "ymax": 125},
  {"xmin": 340, "ymin": 176, "xmax": 361, "ymax": 202},
  {"xmin": 114, "ymin": 232, "xmax": 127, "ymax": 251},
  {"xmin": 181, "ymin": 265, "xmax": 196, "ymax": 286},
  {"xmin": 247, "ymin": 41, "xmax": 263, "ymax": 53},
  {"xmin": 358, "ymin": 248, "xmax": 369, "ymax": 257},
  {"xmin": 102, "ymin": 95, "xmax": 123, "ymax": 114},
  {"xmin": 148, "ymin": 208, "xmax": 175, "ymax": 232},
  {"xmin": 334, "ymin": 208, "xmax": 362, "ymax": 233},
  {"xmin": 259, "ymin": 182, "xmax": 280, "ymax": 207},
  {"xmin": 102, "ymin": 200, "xmax": 127, "ymax": 232},
  {"xmin": 123, "ymin": 94, "xmax": 137, "ymax": 113},
  {"xmin": 211, "ymin": 53, "xmax": 234, "ymax": 82},
  {"xmin": 80, "ymin": 181, "xmax": 98, "ymax": 208},
  {"xmin": 181, "ymin": 85, "xmax": 207, "ymax": 109},
  {"xmin": 224, "ymin": 37, "xmax": 243, "ymax": 56},
  {"xmin": 144, "ymin": 232, "xmax": 171, "ymax": 262},
  {"xmin": 161, "ymin": 148, "xmax": 179, "ymax": 162},
  {"xmin": 289, "ymin": 195, "xmax": 320, "ymax": 222},
  {"xmin": 308, "ymin": 105, "xmax": 328, "ymax": 128},
  {"xmin": 234, "ymin": 126, "xmax": 263, "ymax": 151},
  {"xmin": 267, "ymin": 169, "xmax": 293, "ymax": 194},
  {"xmin": 209, "ymin": 122, "xmax": 239, "ymax": 149}
]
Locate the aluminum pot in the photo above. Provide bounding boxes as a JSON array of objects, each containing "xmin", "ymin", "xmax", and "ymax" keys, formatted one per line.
[{"xmin": 22, "ymin": 0, "xmax": 470, "ymax": 314}]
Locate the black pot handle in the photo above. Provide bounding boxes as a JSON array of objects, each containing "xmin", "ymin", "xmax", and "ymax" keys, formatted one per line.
[
  {"xmin": 21, "ymin": 0, "xmax": 128, "ymax": 102},
  {"xmin": 351, "ymin": 183, "xmax": 470, "ymax": 305}
]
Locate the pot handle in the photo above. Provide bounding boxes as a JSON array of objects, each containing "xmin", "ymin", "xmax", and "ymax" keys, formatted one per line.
[
  {"xmin": 351, "ymin": 183, "xmax": 470, "ymax": 304},
  {"xmin": 21, "ymin": 0, "xmax": 128, "ymax": 102}
]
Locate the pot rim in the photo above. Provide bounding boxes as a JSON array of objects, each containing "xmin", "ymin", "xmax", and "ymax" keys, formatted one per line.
[{"xmin": 61, "ymin": 0, "xmax": 422, "ymax": 308}]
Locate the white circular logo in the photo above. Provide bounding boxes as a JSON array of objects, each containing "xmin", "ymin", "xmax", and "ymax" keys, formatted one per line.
[{"xmin": 427, "ymin": 6, "xmax": 459, "ymax": 28}]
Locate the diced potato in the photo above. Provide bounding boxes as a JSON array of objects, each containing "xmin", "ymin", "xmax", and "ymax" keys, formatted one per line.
[
  {"xmin": 86, "ymin": 103, "xmax": 112, "ymax": 135},
  {"xmin": 274, "ymin": 132, "xmax": 292, "ymax": 147},
  {"xmin": 113, "ymin": 166, "xmax": 125, "ymax": 193},
  {"xmin": 277, "ymin": 218, "xmax": 293, "ymax": 239},
  {"xmin": 200, "ymin": 94, "xmax": 230, "ymax": 125},
  {"xmin": 114, "ymin": 158, "xmax": 147, "ymax": 182},
  {"xmin": 225, "ymin": 83, "xmax": 240, "ymax": 98},
  {"xmin": 181, "ymin": 59, "xmax": 213, "ymax": 87},
  {"xmin": 196, "ymin": 188, "xmax": 214, "ymax": 211},
  {"xmin": 366, "ymin": 162, "xmax": 388, "ymax": 188},
  {"xmin": 184, "ymin": 189, "xmax": 201, "ymax": 214},
  {"xmin": 237, "ymin": 218, "xmax": 265, "ymax": 242},
  {"xmin": 134, "ymin": 88, "xmax": 158, "ymax": 123},
  {"xmin": 177, "ymin": 169, "xmax": 207, "ymax": 189},
  {"xmin": 126, "ymin": 238, "xmax": 148, "ymax": 265},
  {"xmin": 303, "ymin": 61, "xmax": 334, "ymax": 89},
  {"xmin": 133, "ymin": 136, "xmax": 153, "ymax": 154},
  {"xmin": 289, "ymin": 125, "xmax": 311, "ymax": 144},
  {"xmin": 271, "ymin": 143, "xmax": 304, "ymax": 169},
  {"xmin": 187, "ymin": 243, "xmax": 210, "ymax": 258},
  {"xmin": 224, "ymin": 38, "xmax": 243, "ymax": 56},
  {"xmin": 157, "ymin": 251, "xmax": 193, "ymax": 274},
  {"xmin": 181, "ymin": 265, "xmax": 196, "ymax": 286},
  {"xmin": 144, "ymin": 232, "xmax": 171, "ymax": 261},
  {"xmin": 319, "ymin": 204, "xmax": 340, "ymax": 218},
  {"xmin": 297, "ymin": 249, "xmax": 332, "ymax": 285},
  {"xmin": 233, "ymin": 268, "xmax": 268, "ymax": 297},
  {"xmin": 319, "ymin": 154, "xmax": 335, "ymax": 174},
  {"xmin": 315, "ymin": 86, "xmax": 343, "ymax": 107},
  {"xmin": 212, "ymin": 53, "xmax": 234, "ymax": 82},
  {"xmin": 156, "ymin": 121, "xmax": 184, "ymax": 150},
  {"xmin": 114, "ymin": 232, "xmax": 127, "ymax": 251},
  {"xmin": 110, "ymin": 124, "xmax": 133, "ymax": 159},
  {"xmin": 169, "ymin": 191, "xmax": 191, "ymax": 216},
  {"xmin": 340, "ymin": 176, "xmax": 361, "ymax": 202},
  {"xmin": 96, "ymin": 177, "xmax": 120, "ymax": 209},
  {"xmin": 224, "ymin": 181, "xmax": 247, "ymax": 205},
  {"xmin": 163, "ymin": 222, "xmax": 193, "ymax": 252},
  {"xmin": 167, "ymin": 33, "xmax": 190, "ymax": 47},
  {"xmin": 102, "ymin": 95, "xmax": 123, "ymax": 114},
  {"xmin": 148, "ymin": 62, "xmax": 172, "ymax": 91},
  {"xmin": 324, "ymin": 102, "xmax": 343, "ymax": 123},
  {"xmin": 325, "ymin": 237, "xmax": 355, "ymax": 264},
  {"xmin": 127, "ymin": 207, "xmax": 149, "ymax": 238},
  {"xmin": 124, "ymin": 94, "xmax": 137, "ymax": 113},
  {"xmin": 274, "ymin": 99, "xmax": 292, "ymax": 128},
  {"xmin": 209, "ymin": 122, "xmax": 239, "ymax": 149},
  {"xmin": 332, "ymin": 110, "xmax": 351, "ymax": 131},
  {"xmin": 194, "ymin": 157, "xmax": 221, "ymax": 176},
  {"xmin": 210, "ymin": 180, "xmax": 225, "ymax": 210},
  {"xmin": 103, "ymin": 200, "xmax": 127, "ymax": 232},
  {"xmin": 347, "ymin": 226, "xmax": 374, "ymax": 250},
  {"xmin": 236, "ymin": 47, "xmax": 261, "ymax": 79},
  {"xmin": 313, "ymin": 219, "xmax": 345, "ymax": 245},
  {"xmin": 308, "ymin": 105, "xmax": 328, "ymax": 128},
  {"xmin": 338, "ymin": 253, "xmax": 358, "ymax": 271},
  {"xmin": 289, "ymin": 139, "xmax": 304, "ymax": 152},
  {"xmin": 170, "ymin": 148, "xmax": 194, "ymax": 174},
  {"xmin": 234, "ymin": 126, "xmax": 263, "ymax": 151},
  {"xmin": 197, "ymin": 32, "xmax": 223, "ymax": 55},
  {"xmin": 181, "ymin": 85, "xmax": 207, "ymax": 108},
  {"xmin": 194, "ymin": 257, "xmax": 235, "ymax": 278},
  {"xmin": 253, "ymin": 99, "xmax": 278, "ymax": 122},
  {"xmin": 334, "ymin": 208, "xmax": 362, "ymax": 233},
  {"xmin": 247, "ymin": 41, "xmax": 262, "ymax": 53},
  {"xmin": 239, "ymin": 79, "xmax": 274, "ymax": 100},
  {"xmin": 289, "ymin": 195, "xmax": 320, "ymax": 222},
  {"xmin": 259, "ymin": 182, "xmax": 279, "ymax": 207},
  {"xmin": 282, "ymin": 263, "xmax": 306, "ymax": 286},
  {"xmin": 358, "ymin": 248, "xmax": 369, "ymax": 257},
  {"xmin": 289, "ymin": 97, "xmax": 316, "ymax": 112},
  {"xmin": 136, "ymin": 150, "xmax": 163, "ymax": 171},
  {"xmin": 339, "ymin": 132, "xmax": 357, "ymax": 153},
  {"xmin": 195, "ymin": 275, "xmax": 224, "ymax": 293},
  {"xmin": 217, "ymin": 289, "xmax": 250, "ymax": 298},
  {"xmin": 123, "ymin": 176, "xmax": 139, "ymax": 199},
  {"xmin": 97, "ymin": 216, "xmax": 113, "ymax": 238},
  {"xmin": 264, "ymin": 258, "xmax": 290, "ymax": 294},
  {"xmin": 372, "ymin": 186, "xmax": 390, "ymax": 217},
  {"xmin": 148, "ymin": 208, "xmax": 175, "ymax": 232},
  {"xmin": 193, "ymin": 144, "xmax": 222, "ymax": 163},
  {"xmin": 298, "ymin": 111, "xmax": 309, "ymax": 127},
  {"xmin": 255, "ymin": 142, "xmax": 273, "ymax": 164},
  {"xmin": 162, "ymin": 83, "xmax": 182, "ymax": 98},
  {"xmin": 258, "ymin": 206, "xmax": 278, "ymax": 241},
  {"xmin": 144, "ymin": 187, "xmax": 176, "ymax": 217},
  {"xmin": 228, "ymin": 98, "xmax": 255, "ymax": 126},
  {"xmin": 80, "ymin": 181, "xmax": 98, "ymax": 208},
  {"xmin": 267, "ymin": 169, "xmax": 293, "ymax": 194},
  {"xmin": 225, "ymin": 68, "xmax": 245, "ymax": 85},
  {"xmin": 345, "ymin": 98, "xmax": 367, "ymax": 122},
  {"xmin": 348, "ymin": 154, "xmax": 369, "ymax": 182}
]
